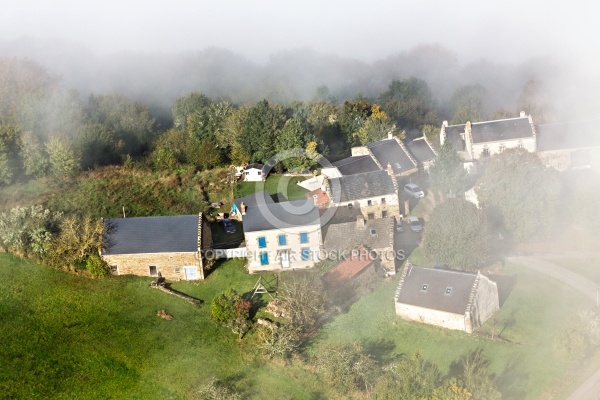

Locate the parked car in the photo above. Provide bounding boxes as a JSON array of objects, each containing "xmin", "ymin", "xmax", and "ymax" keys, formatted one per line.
[
  {"xmin": 409, "ymin": 216, "xmax": 423, "ymax": 232},
  {"xmin": 404, "ymin": 183, "xmax": 425, "ymax": 198},
  {"xmin": 222, "ymin": 219, "xmax": 236, "ymax": 234}
]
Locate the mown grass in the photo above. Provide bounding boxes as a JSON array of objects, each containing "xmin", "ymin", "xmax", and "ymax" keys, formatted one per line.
[
  {"xmin": 234, "ymin": 174, "xmax": 309, "ymax": 202},
  {"xmin": 0, "ymin": 254, "xmax": 321, "ymax": 399},
  {"xmin": 308, "ymin": 262, "xmax": 590, "ymax": 400}
]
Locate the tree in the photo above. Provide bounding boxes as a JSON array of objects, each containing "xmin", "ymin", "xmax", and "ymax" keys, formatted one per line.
[
  {"xmin": 191, "ymin": 376, "xmax": 242, "ymax": 400},
  {"xmin": 257, "ymin": 321, "xmax": 301, "ymax": 359},
  {"xmin": 315, "ymin": 342, "xmax": 375, "ymax": 394},
  {"xmin": 429, "ymin": 141, "xmax": 467, "ymax": 195},
  {"xmin": 475, "ymin": 148, "xmax": 561, "ymax": 241},
  {"xmin": 278, "ymin": 271, "xmax": 327, "ymax": 330},
  {"xmin": 379, "ymin": 78, "xmax": 438, "ymax": 131},
  {"xmin": 337, "ymin": 98, "xmax": 372, "ymax": 145},
  {"xmin": 0, "ymin": 205, "xmax": 62, "ymax": 259},
  {"xmin": 374, "ymin": 353, "xmax": 443, "ymax": 400},
  {"xmin": 0, "ymin": 124, "xmax": 21, "ymax": 185},
  {"xmin": 19, "ymin": 131, "xmax": 48, "ymax": 177},
  {"xmin": 423, "ymin": 198, "xmax": 492, "ymax": 271},
  {"xmin": 447, "ymin": 84, "xmax": 488, "ymax": 124},
  {"xmin": 45, "ymin": 213, "xmax": 105, "ymax": 271},
  {"xmin": 210, "ymin": 289, "xmax": 251, "ymax": 338},
  {"xmin": 238, "ymin": 99, "xmax": 286, "ymax": 163},
  {"xmin": 172, "ymin": 92, "xmax": 213, "ymax": 130},
  {"xmin": 46, "ymin": 135, "xmax": 80, "ymax": 178},
  {"xmin": 76, "ymin": 123, "xmax": 123, "ymax": 169},
  {"xmin": 431, "ymin": 380, "xmax": 473, "ymax": 400},
  {"xmin": 459, "ymin": 350, "xmax": 501, "ymax": 400},
  {"xmin": 517, "ymin": 78, "xmax": 555, "ymax": 124},
  {"xmin": 275, "ymin": 118, "xmax": 306, "ymax": 171},
  {"xmin": 353, "ymin": 104, "xmax": 400, "ymax": 145}
]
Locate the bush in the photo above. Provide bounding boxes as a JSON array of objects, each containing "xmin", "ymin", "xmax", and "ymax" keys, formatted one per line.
[{"xmin": 85, "ymin": 254, "xmax": 110, "ymax": 278}]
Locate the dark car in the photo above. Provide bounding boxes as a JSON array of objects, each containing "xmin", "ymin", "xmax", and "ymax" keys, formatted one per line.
[{"xmin": 222, "ymin": 219, "xmax": 236, "ymax": 234}]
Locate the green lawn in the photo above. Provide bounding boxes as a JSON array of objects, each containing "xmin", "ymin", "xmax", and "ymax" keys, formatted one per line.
[
  {"xmin": 308, "ymin": 262, "xmax": 590, "ymax": 400},
  {"xmin": 234, "ymin": 174, "xmax": 309, "ymax": 202},
  {"xmin": 0, "ymin": 254, "xmax": 319, "ymax": 399}
]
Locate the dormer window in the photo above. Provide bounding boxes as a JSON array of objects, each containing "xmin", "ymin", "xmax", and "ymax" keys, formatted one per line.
[
  {"xmin": 421, "ymin": 284, "xmax": 428, "ymax": 292},
  {"xmin": 445, "ymin": 287, "xmax": 453, "ymax": 295},
  {"xmin": 370, "ymin": 229, "xmax": 377, "ymax": 236}
]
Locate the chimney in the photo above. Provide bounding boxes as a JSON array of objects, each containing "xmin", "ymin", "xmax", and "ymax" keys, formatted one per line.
[
  {"xmin": 240, "ymin": 201, "xmax": 246, "ymax": 215},
  {"xmin": 387, "ymin": 131, "xmax": 393, "ymax": 140},
  {"xmin": 356, "ymin": 215, "xmax": 365, "ymax": 229},
  {"xmin": 312, "ymin": 194, "xmax": 319, "ymax": 206},
  {"xmin": 443, "ymin": 120, "xmax": 448, "ymax": 127},
  {"xmin": 520, "ymin": 110, "xmax": 526, "ymax": 118},
  {"xmin": 387, "ymin": 162, "xmax": 394, "ymax": 176}
]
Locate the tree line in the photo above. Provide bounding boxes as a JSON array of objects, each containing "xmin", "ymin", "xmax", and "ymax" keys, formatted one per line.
[{"xmin": 0, "ymin": 57, "xmax": 548, "ymax": 187}]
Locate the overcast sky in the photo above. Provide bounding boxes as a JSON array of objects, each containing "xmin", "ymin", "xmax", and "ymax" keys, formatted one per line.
[{"xmin": 0, "ymin": 0, "xmax": 595, "ymax": 66}]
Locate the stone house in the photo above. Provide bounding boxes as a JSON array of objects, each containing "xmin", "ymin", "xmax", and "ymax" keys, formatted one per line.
[
  {"xmin": 536, "ymin": 120, "xmax": 600, "ymax": 172},
  {"xmin": 234, "ymin": 194, "xmax": 322, "ymax": 273},
  {"xmin": 101, "ymin": 213, "xmax": 213, "ymax": 281},
  {"xmin": 322, "ymin": 215, "xmax": 396, "ymax": 274},
  {"xmin": 324, "ymin": 169, "xmax": 400, "ymax": 220},
  {"xmin": 440, "ymin": 112, "xmax": 536, "ymax": 173},
  {"xmin": 321, "ymin": 133, "xmax": 427, "ymax": 179},
  {"xmin": 394, "ymin": 264, "xmax": 499, "ymax": 333}
]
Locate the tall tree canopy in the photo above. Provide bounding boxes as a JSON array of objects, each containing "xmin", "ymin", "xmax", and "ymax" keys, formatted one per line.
[
  {"xmin": 423, "ymin": 198, "xmax": 492, "ymax": 270},
  {"xmin": 379, "ymin": 77, "xmax": 438, "ymax": 132},
  {"xmin": 476, "ymin": 148, "xmax": 561, "ymax": 241},
  {"xmin": 428, "ymin": 140, "xmax": 466, "ymax": 195},
  {"xmin": 238, "ymin": 99, "xmax": 286, "ymax": 163}
]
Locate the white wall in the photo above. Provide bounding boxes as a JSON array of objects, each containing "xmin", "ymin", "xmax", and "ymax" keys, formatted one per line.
[{"xmin": 244, "ymin": 224, "xmax": 322, "ymax": 272}]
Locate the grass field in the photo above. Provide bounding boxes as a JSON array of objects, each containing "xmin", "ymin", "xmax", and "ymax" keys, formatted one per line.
[
  {"xmin": 234, "ymin": 174, "xmax": 309, "ymax": 202},
  {"xmin": 308, "ymin": 261, "xmax": 591, "ymax": 400},
  {"xmin": 0, "ymin": 254, "xmax": 321, "ymax": 399}
]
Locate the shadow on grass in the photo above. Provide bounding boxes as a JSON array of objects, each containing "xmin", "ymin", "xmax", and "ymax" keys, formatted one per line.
[
  {"xmin": 496, "ymin": 358, "xmax": 529, "ymax": 400},
  {"xmin": 362, "ymin": 338, "xmax": 397, "ymax": 365},
  {"xmin": 492, "ymin": 273, "xmax": 518, "ymax": 307}
]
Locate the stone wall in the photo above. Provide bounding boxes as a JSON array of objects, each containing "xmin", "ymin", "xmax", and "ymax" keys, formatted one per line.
[
  {"xmin": 471, "ymin": 136, "xmax": 536, "ymax": 159},
  {"xmin": 395, "ymin": 302, "xmax": 467, "ymax": 332},
  {"xmin": 470, "ymin": 274, "xmax": 500, "ymax": 331},
  {"xmin": 102, "ymin": 251, "xmax": 201, "ymax": 281}
]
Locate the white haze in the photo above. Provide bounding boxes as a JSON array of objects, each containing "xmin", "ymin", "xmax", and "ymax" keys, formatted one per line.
[{"xmin": 0, "ymin": 0, "xmax": 594, "ymax": 65}]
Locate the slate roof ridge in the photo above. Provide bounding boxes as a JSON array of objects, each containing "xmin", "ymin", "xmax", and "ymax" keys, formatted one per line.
[
  {"xmin": 464, "ymin": 271, "xmax": 481, "ymax": 314},
  {"xmin": 394, "ymin": 137, "xmax": 417, "ymax": 166}
]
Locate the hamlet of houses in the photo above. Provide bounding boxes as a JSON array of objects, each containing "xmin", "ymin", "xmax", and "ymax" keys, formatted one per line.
[{"xmin": 99, "ymin": 111, "xmax": 600, "ymax": 333}]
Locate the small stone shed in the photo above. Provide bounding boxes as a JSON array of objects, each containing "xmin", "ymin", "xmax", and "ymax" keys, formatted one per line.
[{"xmin": 394, "ymin": 264, "xmax": 499, "ymax": 333}]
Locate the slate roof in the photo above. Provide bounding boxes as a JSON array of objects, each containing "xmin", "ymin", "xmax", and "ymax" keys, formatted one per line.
[
  {"xmin": 322, "ymin": 247, "xmax": 374, "ymax": 285},
  {"xmin": 332, "ymin": 155, "xmax": 380, "ymax": 175},
  {"xmin": 329, "ymin": 170, "xmax": 396, "ymax": 203},
  {"xmin": 470, "ymin": 117, "xmax": 533, "ymax": 143},
  {"xmin": 395, "ymin": 265, "xmax": 477, "ymax": 315},
  {"xmin": 405, "ymin": 137, "xmax": 437, "ymax": 164},
  {"xmin": 102, "ymin": 215, "xmax": 199, "ymax": 255},
  {"xmin": 444, "ymin": 124, "xmax": 466, "ymax": 152},
  {"xmin": 536, "ymin": 120, "xmax": 600, "ymax": 151},
  {"xmin": 368, "ymin": 139, "xmax": 415, "ymax": 174},
  {"xmin": 233, "ymin": 197, "xmax": 320, "ymax": 232},
  {"xmin": 322, "ymin": 217, "xmax": 394, "ymax": 251}
]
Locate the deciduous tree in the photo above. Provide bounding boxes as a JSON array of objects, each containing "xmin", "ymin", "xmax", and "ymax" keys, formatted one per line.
[
  {"xmin": 429, "ymin": 141, "xmax": 467, "ymax": 195},
  {"xmin": 423, "ymin": 198, "xmax": 492, "ymax": 271}
]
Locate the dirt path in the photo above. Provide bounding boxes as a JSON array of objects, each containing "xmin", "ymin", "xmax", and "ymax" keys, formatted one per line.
[{"xmin": 506, "ymin": 255, "xmax": 600, "ymax": 400}]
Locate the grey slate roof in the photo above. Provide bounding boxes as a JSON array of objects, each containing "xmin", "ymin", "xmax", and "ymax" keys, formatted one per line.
[
  {"xmin": 405, "ymin": 137, "xmax": 437, "ymax": 164},
  {"xmin": 329, "ymin": 170, "xmax": 396, "ymax": 203},
  {"xmin": 536, "ymin": 120, "xmax": 600, "ymax": 151},
  {"xmin": 323, "ymin": 217, "xmax": 394, "ymax": 251},
  {"xmin": 396, "ymin": 265, "xmax": 477, "ymax": 315},
  {"xmin": 470, "ymin": 117, "xmax": 533, "ymax": 143},
  {"xmin": 234, "ymin": 197, "xmax": 320, "ymax": 232},
  {"xmin": 444, "ymin": 124, "xmax": 466, "ymax": 152},
  {"xmin": 368, "ymin": 139, "xmax": 415, "ymax": 174},
  {"xmin": 102, "ymin": 215, "xmax": 199, "ymax": 255},
  {"xmin": 332, "ymin": 155, "xmax": 380, "ymax": 175}
]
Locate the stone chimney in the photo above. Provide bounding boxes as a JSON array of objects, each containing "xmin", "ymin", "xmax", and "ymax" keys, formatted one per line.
[
  {"xmin": 464, "ymin": 121, "xmax": 474, "ymax": 160},
  {"xmin": 356, "ymin": 215, "xmax": 365, "ymax": 229},
  {"xmin": 520, "ymin": 110, "xmax": 526, "ymax": 118},
  {"xmin": 312, "ymin": 194, "xmax": 319, "ymax": 206},
  {"xmin": 440, "ymin": 121, "xmax": 449, "ymax": 146},
  {"xmin": 387, "ymin": 131, "xmax": 393, "ymax": 140},
  {"xmin": 386, "ymin": 162, "xmax": 394, "ymax": 176},
  {"xmin": 240, "ymin": 202, "xmax": 246, "ymax": 215}
]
